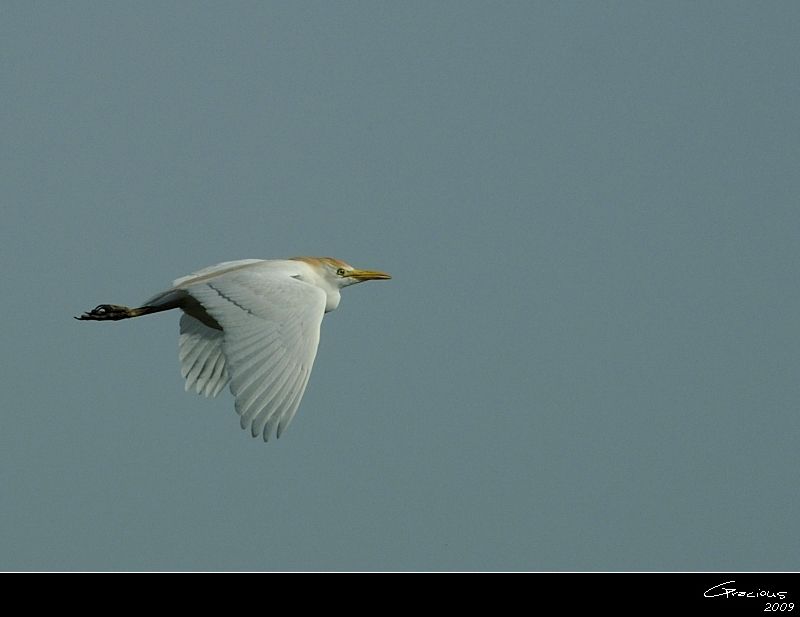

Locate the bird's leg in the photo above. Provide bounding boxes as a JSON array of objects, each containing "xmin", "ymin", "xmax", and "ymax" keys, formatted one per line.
[{"xmin": 75, "ymin": 304, "xmax": 163, "ymax": 321}]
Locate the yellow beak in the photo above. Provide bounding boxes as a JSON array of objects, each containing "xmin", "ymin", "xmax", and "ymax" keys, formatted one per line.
[{"xmin": 347, "ymin": 268, "xmax": 392, "ymax": 281}]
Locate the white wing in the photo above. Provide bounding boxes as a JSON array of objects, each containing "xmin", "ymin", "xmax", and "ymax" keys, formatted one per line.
[
  {"xmin": 179, "ymin": 314, "xmax": 230, "ymax": 398},
  {"xmin": 184, "ymin": 265, "xmax": 326, "ymax": 441}
]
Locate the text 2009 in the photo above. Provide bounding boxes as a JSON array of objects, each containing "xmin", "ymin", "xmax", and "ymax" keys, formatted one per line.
[{"xmin": 765, "ymin": 604, "xmax": 794, "ymax": 612}]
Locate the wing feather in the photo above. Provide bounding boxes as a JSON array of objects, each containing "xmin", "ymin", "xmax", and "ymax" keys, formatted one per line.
[
  {"xmin": 266, "ymin": 367, "xmax": 309, "ymax": 441},
  {"xmin": 195, "ymin": 340, "xmax": 225, "ymax": 394},
  {"xmin": 277, "ymin": 368, "xmax": 312, "ymax": 438},
  {"xmin": 251, "ymin": 363, "xmax": 305, "ymax": 439},
  {"xmin": 201, "ymin": 351, "xmax": 226, "ymax": 397},
  {"xmin": 237, "ymin": 352, "xmax": 293, "ymax": 422},
  {"xmin": 229, "ymin": 337, "xmax": 286, "ymax": 399},
  {"xmin": 184, "ymin": 338, "xmax": 215, "ymax": 382},
  {"xmin": 178, "ymin": 314, "xmax": 230, "ymax": 398}
]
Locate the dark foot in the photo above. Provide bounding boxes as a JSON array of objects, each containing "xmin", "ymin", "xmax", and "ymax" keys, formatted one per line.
[{"xmin": 75, "ymin": 304, "xmax": 133, "ymax": 321}]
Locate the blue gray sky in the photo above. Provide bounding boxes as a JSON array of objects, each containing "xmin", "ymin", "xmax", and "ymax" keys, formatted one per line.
[{"xmin": 2, "ymin": 2, "xmax": 799, "ymax": 570}]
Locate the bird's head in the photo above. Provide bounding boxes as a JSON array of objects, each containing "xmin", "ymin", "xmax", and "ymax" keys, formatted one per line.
[{"xmin": 292, "ymin": 256, "xmax": 391, "ymax": 289}]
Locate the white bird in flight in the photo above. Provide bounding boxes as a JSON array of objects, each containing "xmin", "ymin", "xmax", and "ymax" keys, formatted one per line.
[{"xmin": 77, "ymin": 257, "xmax": 391, "ymax": 441}]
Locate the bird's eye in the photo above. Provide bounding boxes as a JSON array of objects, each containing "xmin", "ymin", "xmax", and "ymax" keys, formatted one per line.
[{"xmin": 336, "ymin": 268, "xmax": 347, "ymax": 276}]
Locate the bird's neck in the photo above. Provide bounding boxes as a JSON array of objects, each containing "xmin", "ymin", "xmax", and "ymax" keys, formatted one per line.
[{"xmin": 324, "ymin": 289, "xmax": 341, "ymax": 313}]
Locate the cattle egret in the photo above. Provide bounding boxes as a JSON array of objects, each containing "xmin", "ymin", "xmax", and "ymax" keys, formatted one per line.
[{"xmin": 77, "ymin": 257, "xmax": 391, "ymax": 441}]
